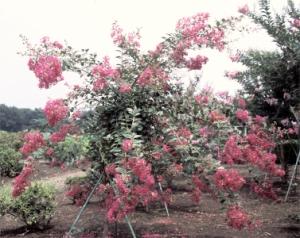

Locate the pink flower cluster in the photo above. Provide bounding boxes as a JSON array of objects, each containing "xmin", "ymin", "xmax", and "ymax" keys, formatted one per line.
[
  {"xmin": 50, "ymin": 124, "xmax": 72, "ymax": 143},
  {"xmin": 214, "ymin": 168, "xmax": 245, "ymax": 191},
  {"xmin": 176, "ymin": 12, "xmax": 209, "ymax": 39},
  {"xmin": 119, "ymin": 83, "xmax": 132, "ymax": 93},
  {"xmin": 111, "ymin": 22, "xmax": 141, "ymax": 48},
  {"xmin": 210, "ymin": 111, "xmax": 226, "ymax": 122},
  {"xmin": 250, "ymin": 181, "xmax": 278, "ymax": 200},
  {"xmin": 194, "ymin": 95, "xmax": 209, "ymax": 104},
  {"xmin": 121, "ymin": 139, "xmax": 133, "ymax": 153},
  {"xmin": 137, "ymin": 66, "xmax": 169, "ymax": 87},
  {"xmin": 175, "ymin": 12, "xmax": 225, "ymax": 53},
  {"xmin": 222, "ymin": 136, "xmax": 243, "ymax": 164},
  {"xmin": 225, "ymin": 71, "xmax": 239, "ymax": 79},
  {"xmin": 40, "ymin": 36, "xmax": 63, "ymax": 49},
  {"xmin": 28, "ymin": 55, "xmax": 63, "ymax": 89},
  {"xmin": 185, "ymin": 55, "xmax": 208, "ymax": 70},
  {"xmin": 191, "ymin": 175, "xmax": 206, "ymax": 203},
  {"xmin": 104, "ymin": 158, "xmax": 157, "ymax": 222},
  {"xmin": 20, "ymin": 131, "xmax": 45, "ymax": 155},
  {"xmin": 222, "ymin": 126, "xmax": 285, "ymax": 177},
  {"xmin": 227, "ymin": 205, "xmax": 250, "ymax": 230},
  {"xmin": 292, "ymin": 18, "xmax": 300, "ymax": 28},
  {"xmin": 44, "ymin": 99, "xmax": 69, "ymax": 126},
  {"xmin": 238, "ymin": 5, "xmax": 250, "ymax": 15},
  {"xmin": 92, "ymin": 57, "xmax": 119, "ymax": 92},
  {"xmin": 236, "ymin": 109, "xmax": 249, "ymax": 122},
  {"xmin": 230, "ymin": 53, "xmax": 241, "ymax": 62},
  {"xmin": 12, "ymin": 162, "xmax": 33, "ymax": 197},
  {"xmin": 125, "ymin": 158, "xmax": 155, "ymax": 186}
]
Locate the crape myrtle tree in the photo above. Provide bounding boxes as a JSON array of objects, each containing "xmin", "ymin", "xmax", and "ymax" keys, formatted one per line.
[
  {"xmin": 228, "ymin": 1, "xmax": 300, "ymax": 172},
  {"xmin": 13, "ymin": 8, "xmax": 286, "ymax": 235}
]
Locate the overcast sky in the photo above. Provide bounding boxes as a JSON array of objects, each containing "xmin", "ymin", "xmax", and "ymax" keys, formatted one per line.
[{"xmin": 0, "ymin": 0, "xmax": 296, "ymax": 109}]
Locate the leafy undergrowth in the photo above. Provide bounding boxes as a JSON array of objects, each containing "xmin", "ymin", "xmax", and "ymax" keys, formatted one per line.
[{"xmin": 0, "ymin": 163, "xmax": 299, "ymax": 238}]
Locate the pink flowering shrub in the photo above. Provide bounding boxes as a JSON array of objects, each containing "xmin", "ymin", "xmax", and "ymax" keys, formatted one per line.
[{"xmin": 18, "ymin": 9, "xmax": 287, "ymax": 234}]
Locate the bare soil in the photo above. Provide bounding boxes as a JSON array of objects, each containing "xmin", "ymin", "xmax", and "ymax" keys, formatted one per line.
[{"xmin": 0, "ymin": 163, "xmax": 299, "ymax": 238}]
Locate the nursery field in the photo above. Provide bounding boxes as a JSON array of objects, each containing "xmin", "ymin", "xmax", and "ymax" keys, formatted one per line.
[{"xmin": 1, "ymin": 162, "xmax": 299, "ymax": 238}]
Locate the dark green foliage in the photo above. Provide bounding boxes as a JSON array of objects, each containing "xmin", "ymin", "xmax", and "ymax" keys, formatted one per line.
[
  {"xmin": 238, "ymin": 0, "xmax": 300, "ymax": 125},
  {"xmin": 0, "ymin": 131, "xmax": 23, "ymax": 177},
  {"xmin": 0, "ymin": 146, "xmax": 23, "ymax": 177}
]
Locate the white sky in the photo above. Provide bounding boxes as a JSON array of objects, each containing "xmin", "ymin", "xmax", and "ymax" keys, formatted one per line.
[{"xmin": 0, "ymin": 0, "xmax": 296, "ymax": 109}]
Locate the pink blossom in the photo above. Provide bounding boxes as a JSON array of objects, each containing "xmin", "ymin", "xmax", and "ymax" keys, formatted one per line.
[
  {"xmin": 210, "ymin": 111, "xmax": 226, "ymax": 122},
  {"xmin": 238, "ymin": 5, "xmax": 249, "ymax": 15},
  {"xmin": 12, "ymin": 163, "xmax": 33, "ymax": 197},
  {"xmin": 254, "ymin": 115, "xmax": 266, "ymax": 124},
  {"xmin": 176, "ymin": 12, "xmax": 209, "ymax": 38},
  {"xmin": 53, "ymin": 41, "xmax": 63, "ymax": 49},
  {"xmin": 119, "ymin": 83, "xmax": 132, "ymax": 93},
  {"xmin": 28, "ymin": 55, "xmax": 63, "ymax": 89},
  {"xmin": 230, "ymin": 53, "xmax": 240, "ymax": 62},
  {"xmin": 222, "ymin": 136, "xmax": 243, "ymax": 164},
  {"xmin": 50, "ymin": 124, "xmax": 72, "ymax": 143},
  {"xmin": 45, "ymin": 148, "xmax": 54, "ymax": 157},
  {"xmin": 225, "ymin": 71, "xmax": 239, "ymax": 79},
  {"xmin": 177, "ymin": 127, "xmax": 192, "ymax": 139},
  {"xmin": 137, "ymin": 66, "xmax": 169, "ymax": 87},
  {"xmin": 126, "ymin": 158, "xmax": 155, "ymax": 186},
  {"xmin": 292, "ymin": 18, "xmax": 300, "ymax": 28},
  {"xmin": 92, "ymin": 56, "xmax": 119, "ymax": 92},
  {"xmin": 251, "ymin": 181, "xmax": 278, "ymax": 200},
  {"xmin": 185, "ymin": 55, "xmax": 208, "ymax": 70},
  {"xmin": 20, "ymin": 131, "xmax": 45, "ymax": 155},
  {"xmin": 44, "ymin": 99, "xmax": 69, "ymax": 126},
  {"xmin": 237, "ymin": 98, "xmax": 246, "ymax": 109},
  {"xmin": 105, "ymin": 164, "xmax": 117, "ymax": 175},
  {"xmin": 214, "ymin": 168, "xmax": 245, "ymax": 191},
  {"xmin": 148, "ymin": 43, "xmax": 164, "ymax": 57},
  {"xmin": 199, "ymin": 127, "xmax": 210, "ymax": 137},
  {"xmin": 71, "ymin": 110, "xmax": 81, "ymax": 120},
  {"xmin": 111, "ymin": 22, "xmax": 140, "ymax": 48},
  {"xmin": 93, "ymin": 78, "xmax": 107, "ymax": 91},
  {"xmin": 227, "ymin": 206, "xmax": 250, "ymax": 230},
  {"xmin": 121, "ymin": 139, "xmax": 133, "ymax": 153},
  {"xmin": 236, "ymin": 109, "xmax": 249, "ymax": 122},
  {"xmin": 195, "ymin": 95, "xmax": 209, "ymax": 104}
]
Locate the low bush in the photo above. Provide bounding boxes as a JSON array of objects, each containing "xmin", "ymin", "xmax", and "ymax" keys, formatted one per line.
[
  {"xmin": 0, "ymin": 183, "xmax": 56, "ymax": 229},
  {"xmin": 0, "ymin": 146, "xmax": 23, "ymax": 177}
]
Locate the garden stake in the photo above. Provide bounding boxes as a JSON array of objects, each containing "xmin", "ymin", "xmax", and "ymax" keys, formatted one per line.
[
  {"xmin": 158, "ymin": 182, "xmax": 170, "ymax": 217},
  {"xmin": 110, "ymin": 181, "xmax": 137, "ymax": 238},
  {"xmin": 284, "ymin": 149, "xmax": 300, "ymax": 202},
  {"xmin": 67, "ymin": 174, "xmax": 103, "ymax": 235}
]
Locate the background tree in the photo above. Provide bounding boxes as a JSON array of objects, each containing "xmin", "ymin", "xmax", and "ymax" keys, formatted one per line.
[
  {"xmin": 235, "ymin": 0, "xmax": 300, "ymax": 168},
  {"xmin": 0, "ymin": 104, "xmax": 45, "ymax": 132}
]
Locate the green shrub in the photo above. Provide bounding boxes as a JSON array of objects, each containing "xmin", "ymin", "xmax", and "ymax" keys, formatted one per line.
[
  {"xmin": 0, "ymin": 186, "xmax": 13, "ymax": 216},
  {"xmin": 0, "ymin": 131, "xmax": 23, "ymax": 150},
  {"xmin": 0, "ymin": 183, "xmax": 56, "ymax": 229},
  {"xmin": 0, "ymin": 146, "xmax": 23, "ymax": 177}
]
